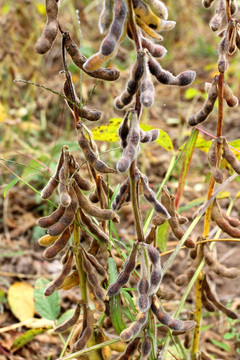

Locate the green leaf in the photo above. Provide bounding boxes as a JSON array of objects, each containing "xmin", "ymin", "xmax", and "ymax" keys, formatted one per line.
[
  {"xmin": 210, "ymin": 338, "xmax": 231, "ymax": 352},
  {"xmin": 11, "ymin": 327, "xmax": 50, "ymax": 352},
  {"xmin": 33, "ymin": 278, "xmax": 60, "ymax": 320},
  {"xmin": 108, "ymin": 258, "xmax": 126, "ymax": 334},
  {"xmin": 121, "ymin": 289, "xmax": 137, "ymax": 314},
  {"xmin": 56, "ymin": 309, "xmax": 75, "ymax": 326},
  {"xmin": 224, "ymin": 332, "xmax": 236, "ymax": 340},
  {"xmin": 4, "ymin": 178, "xmax": 19, "ymax": 198},
  {"xmin": 185, "ymin": 88, "xmax": 201, "ymax": 100},
  {"xmin": 156, "ymin": 221, "xmax": 169, "ymax": 252}
]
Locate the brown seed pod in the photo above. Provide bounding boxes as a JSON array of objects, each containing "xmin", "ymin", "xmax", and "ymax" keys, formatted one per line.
[
  {"xmin": 72, "ymin": 302, "xmax": 95, "ymax": 352},
  {"xmin": 176, "ymin": 213, "xmax": 189, "ymax": 225},
  {"xmin": 203, "ymin": 243, "xmax": 240, "ymax": 278},
  {"xmin": 41, "ymin": 147, "xmax": 64, "ymax": 199},
  {"xmin": 69, "ymin": 156, "xmax": 93, "ymax": 191},
  {"xmin": 141, "ymin": 36, "xmax": 167, "ymax": 58},
  {"xmin": 228, "ymin": 19, "xmax": 238, "ymax": 55},
  {"xmin": 140, "ymin": 128, "xmax": 159, "ymax": 143},
  {"xmin": 222, "ymin": 137, "xmax": 240, "ymax": 174},
  {"xmin": 140, "ymin": 54, "xmax": 155, "ymax": 108},
  {"xmin": 138, "ymin": 247, "xmax": 150, "ymax": 312},
  {"xmin": 218, "ymin": 35, "xmax": 229, "ymax": 73},
  {"xmin": 54, "ymin": 303, "xmax": 81, "ymax": 333},
  {"xmin": 148, "ymin": 56, "xmax": 196, "ymax": 87},
  {"xmin": 83, "ymin": 0, "xmax": 127, "ymax": 72},
  {"xmin": 43, "ymin": 227, "xmax": 72, "ymax": 259},
  {"xmin": 120, "ymin": 311, "xmax": 148, "ymax": 341},
  {"xmin": 117, "ymin": 111, "xmax": 141, "ymax": 173},
  {"xmin": 118, "ymin": 337, "xmax": 141, "ymax": 360},
  {"xmin": 59, "ymin": 167, "xmax": 72, "ymax": 208},
  {"xmin": 82, "ymin": 250, "xmax": 106, "ymax": 301},
  {"xmin": 107, "ymin": 242, "xmax": 138, "ymax": 296},
  {"xmin": 112, "ymin": 178, "xmax": 130, "ymax": 211},
  {"xmin": 64, "ymin": 31, "xmax": 120, "ymax": 81},
  {"xmin": 207, "ymin": 138, "xmax": 223, "ymax": 184},
  {"xmin": 83, "ymin": 247, "xmax": 107, "ymax": 278},
  {"xmin": 202, "ymin": 0, "xmax": 216, "ymax": 8},
  {"xmin": 79, "ymin": 209, "xmax": 109, "ymax": 244},
  {"xmin": 48, "ymin": 185, "xmax": 78, "ymax": 237},
  {"xmin": 140, "ymin": 174, "xmax": 170, "ymax": 219},
  {"xmin": 44, "ymin": 252, "xmax": 73, "ymax": 296},
  {"xmin": 89, "ymin": 187, "xmax": 100, "ymax": 204},
  {"xmin": 201, "ymin": 350, "xmax": 214, "ymax": 360},
  {"xmin": 37, "ymin": 204, "xmax": 65, "ymax": 229},
  {"xmin": 201, "ymin": 289, "xmax": 216, "ymax": 312},
  {"xmin": 223, "ymin": 81, "xmax": 239, "ymax": 108},
  {"xmin": 143, "ymin": 0, "xmax": 168, "ymax": 20},
  {"xmin": 175, "ymin": 268, "xmax": 196, "ymax": 287},
  {"xmin": 145, "ymin": 243, "xmax": 160, "ymax": 266},
  {"xmin": 222, "ymin": 211, "xmax": 240, "ymax": 228},
  {"xmin": 58, "ymin": 269, "xmax": 79, "ymax": 290},
  {"xmin": 136, "ymin": 17, "xmax": 164, "ymax": 40},
  {"xmin": 188, "ymin": 75, "xmax": 218, "ymax": 126},
  {"xmin": 35, "ymin": 0, "xmax": 58, "ymax": 54},
  {"xmin": 183, "ymin": 312, "xmax": 195, "ymax": 349},
  {"xmin": 230, "ymin": 0, "xmax": 238, "ymax": 14},
  {"xmin": 145, "ymin": 226, "xmax": 156, "ymax": 244},
  {"xmin": 152, "ymin": 215, "xmax": 166, "ymax": 226},
  {"xmin": 99, "ymin": 0, "xmax": 114, "ymax": 34},
  {"xmin": 151, "ymin": 295, "xmax": 196, "ymax": 331},
  {"xmin": 209, "ymin": 0, "xmax": 226, "ymax": 32},
  {"xmin": 114, "ymin": 52, "xmax": 144, "ymax": 109},
  {"xmin": 38, "ymin": 234, "xmax": 58, "ymax": 247},
  {"xmin": 118, "ymin": 111, "xmax": 131, "ymax": 149},
  {"xmin": 76, "ymin": 122, "xmax": 115, "ymax": 174},
  {"xmin": 211, "ymin": 199, "xmax": 240, "ymax": 238},
  {"xmin": 157, "ymin": 288, "xmax": 176, "ymax": 300},
  {"xmin": 146, "ymin": 244, "xmax": 162, "ymax": 295},
  {"xmin": 141, "ymin": 334, "xmax": 152, "ymax": 360},
  {"xmin": 63, "ymin": 78, "xmax": 102, "ymax": 121},
  {"xmin": 203, "ymin": 276, "xmax": 238, "ymax": 319}
]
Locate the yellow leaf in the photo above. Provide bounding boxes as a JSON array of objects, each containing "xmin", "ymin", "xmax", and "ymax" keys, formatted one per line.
[
  {"xmin": 35, "ymin": 3, "xmax": 46, "ymax": 15},
  {"xmin": 217, "ymin": 191, "xmax": 230, "ymax": 199},
  {"xmin": 91, "ymin": 118, "xmax": 122, "ymax": 142},
  {"xmin": 8, "ymin": 282, "xmax": 34, "ymax": 322},
  {"xmin": 0, "ymin": 103, "xmax": 7, "ymax": 122},
  {"xmin": 19, "ymin": 122, "xmax": 40, "ymax": 131}
]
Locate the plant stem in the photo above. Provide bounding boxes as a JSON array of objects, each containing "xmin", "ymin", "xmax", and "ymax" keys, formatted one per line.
[{"xmin": 191, "ymin": 271, "xmax": 204, "ymax": 359}]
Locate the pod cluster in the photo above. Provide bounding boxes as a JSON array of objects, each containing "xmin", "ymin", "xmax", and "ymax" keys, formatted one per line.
[{"xmin": 107, "ymin": 242, "xmax": 196, "ymax": 359}]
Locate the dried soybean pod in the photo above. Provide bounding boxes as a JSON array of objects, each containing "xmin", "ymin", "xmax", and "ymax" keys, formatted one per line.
[
  {"xmin": 82, "ymin": 247, "xmax": 107, "ymax": 277},
  {"xmin": 222, "ymin": 211, "xmax": 240, "ymax": 227},
  {"xmin": 59, "ymin": 167, "xmax": 72, "ymax": 208},
  {"xmin": 118, "ymin": 337, "xmax": 141, "ymax": 360},
  {"xmin": 118, "ymin": 111, "xmax": 131, "ymax": 149},
  {"xmin": 81, "ymin": 250, "xmax": 106, "ymax": 300},
  {"xmin": 89, "ymin": 284, "xmax": 105, "ymax": 312},
  {"xmin": 38, "ymin": 234, "xmax": 58, "ymax": 247},
  {"xmin": 146, "ymin": 244, "xmax": 162, "ymax": 295},
  {"xmin": 209, "ymin": 0, "xmax": 226, "ymax": 32},
  {"xmin": 208, "ymin": 138, "xmax": 223, "ymax": 184},
  {"xmin": 228, "ymin": 19, "xmax": 238, "ymax": 55},
  {"xmin": 223, "ymin": 81, "xmax": 239, "ymax": 108},
  {"xmin": 111, "ymin": 178, "xmax": 130, "ymax": 211},
  {"xmin": 146, "ymin": 226, "xmax": 156, "ymax": 244},
  {"xmin": 140, "ymin": 174, "xmax": 170, "ymax": 219},
  {"xmin": 136, "ymin": 17, "xmax": 163, "ymax": 40},
  {"xmin": 175, "ymin": 268, "xmax": 196, "ymax": 286},
  {"xmin": 146, "ymin": 243, "xmax": 160, "ymax": 265},
  {"xmin": 35, "ymin": 0, "xmax": 58, "ymax": 54},
  {"xmin": 230, "ymin": 0, "xmax": 238, "ymax": 14},
  {"xmin": 72, "ymin": 303, "xmax": 95, "ymax": 352},
  {"xmin": 74, "ymin": 183, "xmax": 118, "ymax": 222},
  {"xmin": 120, "ymin": 311, "xmax": 148, "ymax": 341},
  {"xmin": 188, "ymin": 75, "xmax": 218, "ymax": 126},
  {"xmin": 79, "ymin": 209, "xmax": 109, "ymax": 244},
  {"xmin": 201, "ymin": 350, "xmax": 214, "ymax": 360},
  {"xmin": 211, "ymin": 199, "xmax": 240, "ymax": 238},
  {"xmin": 176, "ymin": 213, "xmax": 188, "ymax": 225},
  {"xmin": 157, "ymin": 288, "xmax": 176, "ymax": 300},
  {"xmin": 218, "ymin": 35, "xmax": 229, "ymax": 73},
  {"xmin": 41, "ymin": 147, "xmax": 64, "ymax": 199},
  {"xmin": 63, "ymin": 78, "xmax": 102, "ymax": 121},
  {"xmin": 141, "ymin": 334, "xmax": 152, "ymax": 360},
  {"xmin": 76, "ymin": 122, "xmax": 115, "ymax": 174},
  {"xmin": 222, "ymin": 137, "xmax": 240, "ymax": 174},
  {"xmin": 114, "ymin": 52, "xmax": 144, "ymax": 109},
  {"xmin": 89, "ymin": 187, "xmax": 100, "ymax": 203},
  {"xmin": 99, "ymin": 0, "xmax": 114, "ymax": 34},
  {"xmin": 132, "ymin": 0, "xmax": 162, "ymax": 30},
  {"xmin": 54, "ymin": 303, "xmax": 81, "ymax": 333},
  {"xmin": 58, "ymin": 269, "xmax": 79, "ymax": 290},
  {"xmin": 148, "ymin": 56, "xmax": 196, "ymax": 86},
  {"xmin": 143, "ymin": 0, "xmax": 168, "ymax": 19},
  {"xmin": 201, "ymin": 289, "xmax": 216, "ymax": 312},
  {"xmin": 141, "ymin": 36, "xmax": 167, "ymax": 58},
  {"xmin": 151, "ymin": 295, "xmax": 196, "ymax": 331},
  {"xmin": 140, "ymin": 129, "xmax": 159, "ymax": 143},
  {"xmin": 69, "ymin": 157, "xmax": 93, "ymax": 191},
  {"xmin": 117, "ymin": 111, "xmax": 141, "ymax": 173},
  {"xmin": 44, "ymin": 252, "xmax": 74, "ymax": 296},
  {"xmin": 64, "ymin": 32, "xmax": 120, "ymax": 81},
  {"xmin": 203, "ymin": 277, "xmax": 238, "ymax": 319},
  {"xmin": 37, "ymin": 205, "xmax": 65, "ymax": 228},
  {"xmin": 152, "ymin": 215, "xmax": 166, "ymax": 226},
  {"xmin": 48, "ymin": 185, "xmax": 78, "ymax": 237},
  {"xmin": 140, "ymin": 53, "xmax": 155, "ymax": 108},
  {"xmin": 43, "ymin": 227, "xmax": 72, "ymax": 259},
  {"xmin": 202, "ymin": 0, "xmax": 216, "ymax": 8},
  {"xmin": 107, "ymin": 242, "xmax": 138, "ymax": 296},
  {"xmin": 138, "ymin": 246, "xmax": 150, "ymax": 312}
]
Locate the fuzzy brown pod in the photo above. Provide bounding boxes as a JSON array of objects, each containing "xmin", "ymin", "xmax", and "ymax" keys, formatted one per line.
[
  {"xmin": 203, "ymin": 276, "xmax": 238, "ymax": 319},
  {"xmin": 43, "ymin": 227, "xmax": 72, "ymax": 259},
  {"xmin": 218, "ymin": 35, "xmax": 229, "ymax": 73},
  {"xmin": 79, "ymin": 209, "xmax": 110, "ymax": 244},
  {"xmin": 111, "ymin": 178, "xmax": 130, "ymax": 211},
  {"xmin": 148, "ymin": 56, "xmax": 196, "ymax": 86},
  {"xmin": 54, "ymin": 303, "xmax": 81, "ymax": 333},
  {"xmin": 37, "ymin": 205, "xmax": 65, "ymax": 229},
  {"xmin": 58, "ymin": 269, "xmax": 79, "ymax": 290},
  {"xmin": 209, "ymin": 0, "xmax": 226, "ymax": 32},
  {"xmin": 140, "ymin": 128, "xmax": 159, "ymax": 143},
  {"xmin": 175, "ymin": 268, "xmax": 196, "ymax": 286},
  {"xmin": 99, "ymin": 0, "xmax": 114, "ymax": 34},
  {"xmin": 223, "ymin": 81, "xmax": 239, "ymax": 107},
  {"xmin": 143, "ymin": 0, "xmax": 168, "ymax": 20},
  {"xmin": 188, "ymin": 75, "xmax": 218, "ymax": 126},
  {"xmin": 72, "ymin": 302, "xmax": 95, "ymax": 352},
  {"xmin": 117, "ymin": 111, "xmax": 140, "ymax": 173},
  {"xmin": 118, "ymin": 337, "xmax": 141, "ymax": 360},
  {"xmin": 141, "ymin": 334, "xmax": 152, "ymax": 360},
  {"xmin": 83, "ymin": 0, "xmax": 127, "ymax": 72},
  {"xmin": 35, "ymin": 0, "xmax": 59, "ymax": 54},
  {"xmin": 41, "ymin": 147, "xmax": 64, "ymax": 199},
  {"xmin": 63, "ymin": 78, "xmax": 102, "ymax": 121},
  {"xmin": 64, "ymin": 31, "xmax": 120, "ymax": 81},
  {"xmin": 230, "ymin": 0, "xmax": 238, "ymax": 14},
  {"xmin": 118, "ymin": 111, "xmax": 130, "ymax": 149},
  {"xmin": 211, "ymin": 199, "xmax": 240, "ymax": 238},
  {"xmin": 76, "ymin": 122, "xmax": 116, "ymax": 174},
  {"xmin": 201, "ymin": 289, "xmax": 216, "ymax": 312},
  {"xmin": 138, "ymin": 246, "xmax": 150, "ymax": 312},
  {"xmin": 140, "ymin": 54, "xmax": 155, "ymax": 108},
  {"xmin": 202, "ymin": 0, "xmax": 216, "ymax": 8},
  {"xmin": 145, "ymin": 226, "xmax": 156, "ymax": 244},
  {"xmin": 207, "ymin": 138, "xmax": 223, "ymax": 184},
  {"xmin": 120, "ymin": 311, "xmax": 148, "ymax": 341},
  {"xmin": 59, "ymin": 166, "xmax": 72, "ymax": 208},
  {"xmin": 44, "ymin": 252, "xmax": 73, "ymax": 296},
  {"xmin": 135, "ymin": 17, "xmax": 164, "ymax": 40},
  {"xmin": 141, "ymin": 36, "xmax": 167, "ymax": 58},
  {"xmin": 151, "ymin": 295, "xmax": 196, "ymax": 331},
  {"xmin": 114, "ymin": 52, "xmax": 144, "ymax": 109},
  {"xmin": 69, "ymin": 156, "xmax": 93, "ymax": 191},
  {"xmin": 107, "ymin": 242, "xmax": 138, "ymax": 296},
  {"xmin": 222, "ymin": 137, "xmax": 240, "ymax": 174}
]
